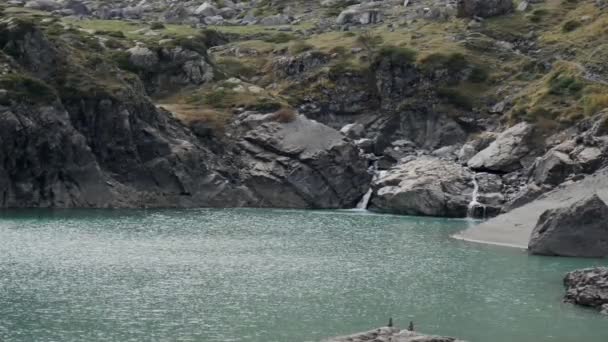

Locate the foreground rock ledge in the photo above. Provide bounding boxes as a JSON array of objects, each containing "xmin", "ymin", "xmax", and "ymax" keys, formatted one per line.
[
  {"xmin": 323, "ymin": 326, "xmax": 466, "ymax": 342},
  {"xmin": 564, "ymin": 267, "xmax": 608, "ymax": 315}
]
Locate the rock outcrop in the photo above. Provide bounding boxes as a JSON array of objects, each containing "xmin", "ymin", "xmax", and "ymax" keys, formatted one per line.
[
  {"xmin": 324, "ymin": 326, "xmax": 466, "ymax": 342},
  {"xmin": 233, "ymin": 112, "xmax": 371, "ymax": 209},
  {"xmin": 370, "ymin": 156, "xmax": 474, "ymax": 217},
  {"xmin": 528, "ymin": 194, "xmax": 608, "ymax": 257},
  {"xmin": 468, "ymin": 122, "xmax": 537, "ymax": 173},
  {"xmin": 564, "ymin": 267, "xmax": 608, "ymax": 315}
]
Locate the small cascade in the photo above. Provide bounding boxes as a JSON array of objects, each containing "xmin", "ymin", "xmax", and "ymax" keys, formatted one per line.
[
  {"xmin": 356, "ymin": 188, "xmax": 373, "ymax": 209},
  {"xmin": 467, "ymin": 174, "xmax": 487, "ymax": 219},
  {"xmin": 355, "ymin": 161, "xmax": 379, "ymax": 210}
]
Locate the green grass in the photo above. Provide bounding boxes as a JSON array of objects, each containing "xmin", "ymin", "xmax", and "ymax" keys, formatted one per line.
[{"xmin": 0, "ymin": 73, "xmax": 56, "ymax": 104}]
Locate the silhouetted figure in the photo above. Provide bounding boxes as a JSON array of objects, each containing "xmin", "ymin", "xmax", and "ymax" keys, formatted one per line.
[
  {"xmin": 388, "ymin": 317, "xmax": 393, "ymax": 327},
  {"xmin": 408, "ymin": 321, "xmax": 414, "ymax": 331}
]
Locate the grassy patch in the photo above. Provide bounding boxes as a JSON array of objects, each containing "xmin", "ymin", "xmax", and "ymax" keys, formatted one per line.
[{"xmin": 0, "ymin": 73, "xmax": 56, "ymax": 104}]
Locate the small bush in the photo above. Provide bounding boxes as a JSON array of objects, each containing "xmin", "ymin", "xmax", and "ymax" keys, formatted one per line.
[
  {"xmin": 562, "ymin": 20, "xmax": 581, "ymax": 32},
  {"xmin": 290, "ymin": 40, "xmax": 314, "ymax": 54},
  {"xmin": 356, "ymin": 31, "xmax": 384, "ymax": 54},
  {"xmin": 248, "ymin": 98, "xmax": 283, "ymax": 113},
  {"xmin": 437, "ymin": 87, "xmax": 474, "ymax": 110},
  {"xmin": 216, "ymin": 58, "xmax": 257, "ymax": 78},
  {"xmin": 529, "ymin": 9, "xmax": 549, "ymax": 23},
  {"xmin": 264, "ymin": 32, "xmax": 295, "ymax": 44},
  {"xmin": 272, "ymin": 108, "xmax": 297, "ymax": 123},
  {"xmin": 468, "ymin": 66, "xmax": 489, "ymax": 83},
  {"xmin": 583, "ymin": 93, "xmax": 608, "ymax": 115},
  {"xmin": 419, "ymin": 52, "xmax": 468, "ymax": 74},
  {"xmin": 150, "ymin": 22, "xmax": 166, "ymax": 30},
  {"xmin": 375, "ymin": 45, "xmax": 417, "ymax": 64},
  {"xmin": 0, "ymin": 74, "xmax": 56, "ymax": 104},
  {"xmin": 548, "ymin": 74, "xmax": 584, "ymax": 95},
  {"xmin": 329, "ymin": 46, "xmax": 348, "ymax": 56}
]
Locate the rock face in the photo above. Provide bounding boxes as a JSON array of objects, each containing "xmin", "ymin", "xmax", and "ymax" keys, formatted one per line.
[
  {"xmin": 564, "ymin": 267, "xmax": 608, "ymax": 315},
  {"xmin": 468, "ymin": 122, "xmax": 536, "ymax": 173},
  {"xmin": 457, "ymin": 0, "xmax": 514, "ymax": 18},
  {"xmin": 324, "ymin": 326, "xmax": 466, "ymax": 342},
  {"xmin": 528, "ymin": 195, "xmax": 608, "ymax": 257},
  {"xmin": 370, "ymin": 156, "xmax": 474, "ymax": 217},
  {"xmin": 235, "ymin": 113, "xmax": 371, "ymax": 209},
  {"xmin": 0, "ymin": 17, "xmax": 370, "ymax": 209}
]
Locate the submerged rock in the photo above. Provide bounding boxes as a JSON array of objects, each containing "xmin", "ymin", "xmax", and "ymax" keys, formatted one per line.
[
  {"xmin": 528, "ymin": 194, "xmax": 608, "ymax": 257},
  {"xmin": 564, "ymin": 267, "xmax": 608, "ymax": 314}
]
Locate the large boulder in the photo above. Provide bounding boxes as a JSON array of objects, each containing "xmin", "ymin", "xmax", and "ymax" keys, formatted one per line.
[
  {"xmin": 457, "ymin": 0, "xmax": 514, "ymax": 18},
  {"xmin": 194, "ymin": 2, "xmax": 218, "ymax": 17},
  {"xmin": 336, "ymin": 4, "xmax": 383, "ymax": 25},
  {"xmin": 370, "ymin": 156, "xmax": 474, "ymax": 217},
  {"xmin": 532, "ymin": 150, "xmax": 578, "ymax": 186},
  {"xmin": 468, "ymin": 122, "xmax": 536, "ymax": 172},
  {"xmin": 235, "ymin": 112, "xmax": 371, "ymax": 209},
  {"xmin": 564, "ymin": 267, "xmax": 608, "ymax": 315},
  {"xmin": 324, "ymin": 326, "xmax": 466, "ymax": 342},
  {"xmin": 528, "ymin": 194, "xmax": 608, "ymax": 257}
]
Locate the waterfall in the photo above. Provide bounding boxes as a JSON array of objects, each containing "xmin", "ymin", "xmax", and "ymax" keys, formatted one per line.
[
  {"xmin": 355, "ymin": 161, "xmax": 379, "ymax": 210},
  {"xmin": 467, "ymin": 174, "xmax": 487, "ymax": 219},
  {"xmin": 356, "ymin": 188, "xmax": 373, "ymax": 209}
]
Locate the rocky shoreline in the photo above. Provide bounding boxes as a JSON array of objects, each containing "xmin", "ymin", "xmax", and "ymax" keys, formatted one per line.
[{"xmin": 323, "ymin": 326, "xmax": 466, "ymax": 342}]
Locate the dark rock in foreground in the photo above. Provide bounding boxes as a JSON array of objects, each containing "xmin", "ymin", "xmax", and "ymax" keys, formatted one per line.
[
  {"xmin": 528, "ymin": 194, "xmax": 608, "ymax": 257},
  {"xmin": 323, "ymin": 326, "xmax": 466, "ymax": 342},
  {"xmin": 564, "ymin": 267, "xmax": 608, "ymax": 315}
]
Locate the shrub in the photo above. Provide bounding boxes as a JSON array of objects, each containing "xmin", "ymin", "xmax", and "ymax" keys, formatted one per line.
[
  {"xmin": 548, "ymin": 74, "xmax": 584, "ymax": 95},
  {"xmin": 529, "ymin": 9, "xmax": 549, "ymax": 23},
  {"xmin": 419, "ymin": 52, "xmax": 468, "ymax": 73},
  {"xmin": 562, "ymin": 20, "xmax": 581, "ymax": 32},
  {"xmin": 0, "ymin": 73, "xmax": 57, "ymax": 104},
  {"xmin": 150, "ymin": 22, "xmax": 166, "ymax": 30},
  {"xmin": 272, "ymin": 108, "xmax": 297, "ymax": 123},
  {"xmin": 248, "ymin": 98, "xmax": 282, "ymax": 112},
  {"xmin": 375, "ymin": 45, "xmax": 417, "ymax": 64},
  {"xmin": 583, "ymin": 93, "xmax": 608, "ymax": 115},
  {"xmin": 264, "ymin": 32, "xmax": 295, "ymax": 44},
  {"xmin": 437, "ymin": 87, "xmax": 474, "ymax": 110},
  {"xmin": 356, "ymin": 31, "xmax": 384, "ymax": 54},
  {"xmin": 468, "ymin": 66, "xmax": 489, "ymax": 83},
  {"xmin": 216, "ymin": 58, "xmax": 257, "ymax": 78},
  {"xmin": 289, "ymin": 40, "xmax": 314, "ymax": 54},
  {"xmin": 95, "ymin": 30, "xmax": 126, "ymax": 38}
]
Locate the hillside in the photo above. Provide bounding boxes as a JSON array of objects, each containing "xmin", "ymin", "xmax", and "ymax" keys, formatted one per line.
[{"xmin": 1, "ymin": 0, "xmax": 608, "ymax": 217}]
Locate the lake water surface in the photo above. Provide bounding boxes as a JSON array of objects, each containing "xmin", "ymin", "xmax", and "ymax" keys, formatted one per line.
[{"xmin": 0, "ymin": 209, "xmax": 606, "ymax": 342}]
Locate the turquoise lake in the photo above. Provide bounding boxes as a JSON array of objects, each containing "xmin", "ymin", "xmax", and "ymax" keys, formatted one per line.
[{"xmin": 0, "ymin": 209, "xmax": 606, "ymax": 341}]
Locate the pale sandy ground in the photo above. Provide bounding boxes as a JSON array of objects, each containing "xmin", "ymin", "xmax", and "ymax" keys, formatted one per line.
[{"xmin": 453, "ymin": 167, "xmax": 608, "ymax": 249}]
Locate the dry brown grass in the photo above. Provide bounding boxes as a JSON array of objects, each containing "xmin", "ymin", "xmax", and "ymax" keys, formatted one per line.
[{"xmin": 272, "ymin": 108, "xmax": 297, "ymax": 123}]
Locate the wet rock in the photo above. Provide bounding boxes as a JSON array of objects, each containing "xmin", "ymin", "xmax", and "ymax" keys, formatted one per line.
[
  {"xmin": 529, "ymin": 194, "xmax": 608, "ymax": 257},
  {"xmin": 564, "ymin": 267, "xmax": 608, "ymax": 314},
  {"xmin": 468, "ymin": 122, "xmax": 536, "ymax": 172},
  {"xmin": 370, "ymin": 156, "xmax": 474, "ymax": 217},
  {"xmin": 324, "ymin": 326, "xmax": 466, "ymax": 342}
]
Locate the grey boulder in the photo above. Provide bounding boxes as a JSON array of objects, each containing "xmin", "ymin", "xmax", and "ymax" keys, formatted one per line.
[
  {"xmin": 370, "ymin": 156, "xmax": 474, "ymax": 217},
  {"xmin": 458, "ymin": 0, "xmax": 514, "ymax": 18},
  {"xmin": 468, "ymin": 122, "xmax": 536, "ymax": 172},
  {"xmin": 529, "ymin": 194, "xmax": 608, "ymax": 257}
]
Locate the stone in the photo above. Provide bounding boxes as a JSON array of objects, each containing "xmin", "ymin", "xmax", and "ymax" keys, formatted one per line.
[
  {"xmin": 340, "ymin": 122, "xmax": 365, "ymax": 139},
  {"xmin": 516, "ymin": 1, "xmax": 529, "ymax": 11},
  {"xmin": 127, "ymin": 45, "xmax": 159, "ymax": 70},
  {"xmin": 24, "ymin": 0, "xmax": 59, "ymax": 11},
  {"xmin": 259, "ymin": 14, "xmax": 291, "ymax": 26},
  {"xmin": 532, "ymin": 150, "xmax": 578, "ymax": 186},
  {"xmin": 458, "ymin": 0, "xmax": 514, "ymax": 18},
  {"xmin": 370, "ymin": 156, "xmax": 474, "ymax": 217},
  {"xmin": 564, "ymin": 267, "xmax": 608, "ymax": 314},
  {"xmin": 194, "ymin": 2, "xmax": 218, "ymax": 17},
  {"xmin": 468, "ymin": 122, "xmax": 536, "ymax": 172},
  {"xmin": 457, "ymin": 132, "xmax": 497, "ymax": 164},
  {"xmin": 324, "ymin": 326, "xmax": 467, "ymax": 342},
  {"xmin": 336, "ymin": 4, "xmax": 383, "ymax": 25},
  {"xmin": 529, "ymin": 194, "xmax": 608, "ymax": 257}
]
